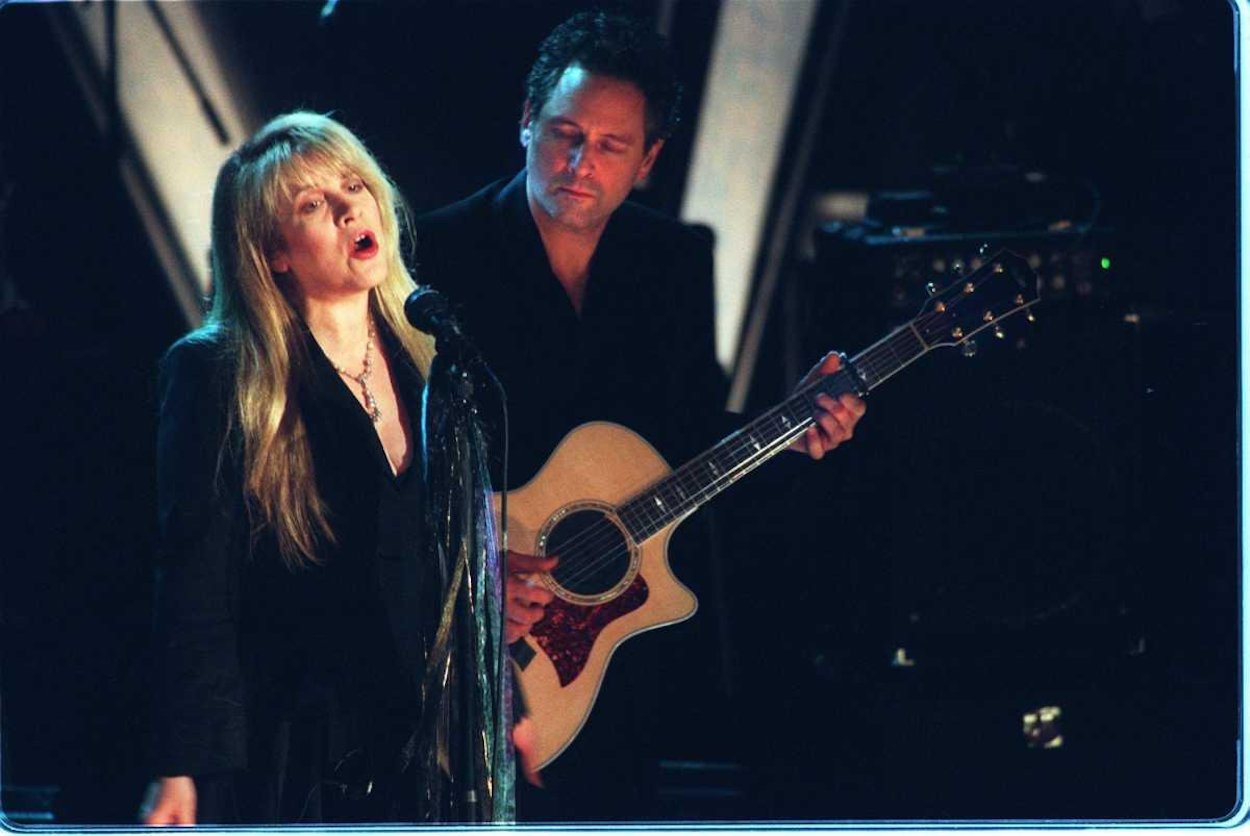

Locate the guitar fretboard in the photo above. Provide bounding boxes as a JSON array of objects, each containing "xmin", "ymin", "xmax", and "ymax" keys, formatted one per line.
[{"xmin": 617, "ymin": 323, "xmax": 930, "ymax": 542}]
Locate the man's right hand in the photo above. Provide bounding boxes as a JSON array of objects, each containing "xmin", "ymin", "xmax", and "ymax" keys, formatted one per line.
[
  {"xmin": 506, "ymin": 550, "xmax": 558, "ymax": 643},
  {"xmin": 144, "ymin": 775, "xmax": 196, "ymax": 825}
]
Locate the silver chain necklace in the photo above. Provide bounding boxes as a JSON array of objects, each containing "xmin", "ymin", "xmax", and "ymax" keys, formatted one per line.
[{"xmin": 332, "ymin": 321, "xmax": 382, "ymax": 423}]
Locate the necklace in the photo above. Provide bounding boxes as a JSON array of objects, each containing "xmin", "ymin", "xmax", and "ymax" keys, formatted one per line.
[{"xmin": 333, "ymin": 321, "xmax": 382, "ymax": 423}]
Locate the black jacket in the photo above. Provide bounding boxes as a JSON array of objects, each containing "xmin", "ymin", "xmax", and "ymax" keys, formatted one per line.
[{"xmin": 151, "ymin": 324, "xmax": 433, "ymax": 820}]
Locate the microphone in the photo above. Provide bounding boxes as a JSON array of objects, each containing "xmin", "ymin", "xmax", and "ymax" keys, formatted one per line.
[
  {"xmin": 407, "ymin": 284, "xmax": 490, "ymax": 372},
  {"xmin": 407, "ymin": 287, "xmax": 510, "ymax": 555},
  {"xmin": 405, "ymin": 286, "xmax": 468, "ymax": 340}
]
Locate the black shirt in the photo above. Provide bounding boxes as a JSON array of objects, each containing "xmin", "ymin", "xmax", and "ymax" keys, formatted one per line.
[{"xmin": 415, "ymin": 170, "xmax": 731, "ymax": 488}]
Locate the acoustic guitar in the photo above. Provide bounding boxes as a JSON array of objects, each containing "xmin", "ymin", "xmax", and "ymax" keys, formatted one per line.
[{"xmin": 501, "ymin": 250, "xmax": 1040, "ymax": 768}]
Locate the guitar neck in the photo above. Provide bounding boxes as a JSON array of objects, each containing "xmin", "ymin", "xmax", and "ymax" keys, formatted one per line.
[{"xmin": 616, "ymin": 322, "xmax": 930, "ymax": 542}]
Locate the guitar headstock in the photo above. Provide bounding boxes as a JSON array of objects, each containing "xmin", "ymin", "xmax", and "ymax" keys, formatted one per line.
[{"xmin": 912, "ymin": 250, "xmax": 1040, "ymax": 350}]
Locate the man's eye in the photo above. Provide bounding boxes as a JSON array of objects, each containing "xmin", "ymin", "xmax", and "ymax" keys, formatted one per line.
[
  {"xmin": 346, "ymin": 180, "xmax": 365, "ymax": 193},
  {"xmin": 300, "ymin": 198, "xmax": 323, "ymax": 213}
]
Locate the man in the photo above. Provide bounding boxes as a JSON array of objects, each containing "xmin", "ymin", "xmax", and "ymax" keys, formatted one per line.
[{"xmin": 415, "ymin": 11, "xmax": 865, "ymax": 819}]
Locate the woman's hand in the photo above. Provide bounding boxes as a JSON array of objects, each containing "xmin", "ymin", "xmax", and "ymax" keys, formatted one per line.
[{"xmin": 143, "ymin": 776, "xmax": 196, "ymax": 826}]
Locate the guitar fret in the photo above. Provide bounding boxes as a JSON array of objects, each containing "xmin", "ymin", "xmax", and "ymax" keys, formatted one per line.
[
  {"xmin": 618, "ymin": 504, "xmax": 640, "ymax": 540},
  {"xmin": 881, "ymin": 338, "xmax": 900, "ymax": 374},
  {"xmin": 630, "ymin": 369, "xmax": 849, "ymax": 526},
  {"xmin": 856, "ymin": 327, "xmax": 924, "ymax": 390}
]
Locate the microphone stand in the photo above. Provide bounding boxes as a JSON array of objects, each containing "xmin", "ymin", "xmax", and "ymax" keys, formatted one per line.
[{"xmin": 424, "ymin": 329, "xmax": 509, "ymax": 822}]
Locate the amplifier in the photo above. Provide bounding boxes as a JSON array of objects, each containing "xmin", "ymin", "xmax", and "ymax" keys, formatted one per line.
[
  {"xmin": 792, "ymin": 218, "xmax": 1144, "ymax": 674},
  {"xmin": 809, "ymin": 221, "xmax": 1121, "ymax": 352}
]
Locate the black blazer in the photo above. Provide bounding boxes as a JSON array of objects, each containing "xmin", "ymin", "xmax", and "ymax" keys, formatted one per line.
[{"xmin": 151, "ymin": 324, "xmax": 433, "ymax": 782}]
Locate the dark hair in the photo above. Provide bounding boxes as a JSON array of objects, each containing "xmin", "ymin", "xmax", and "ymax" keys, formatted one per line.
[{"xmin": 524, "ymin": 10, "xmax": 682, "ymax": 147}]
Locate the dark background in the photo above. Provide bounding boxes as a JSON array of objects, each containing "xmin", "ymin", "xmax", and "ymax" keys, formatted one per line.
[{"xmin": 0, "ymin": 0, "xmax": 1240, "ymax": 824}]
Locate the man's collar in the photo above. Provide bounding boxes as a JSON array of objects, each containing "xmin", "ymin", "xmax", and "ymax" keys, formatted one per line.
[{"xmin": 492, "ymin": 169, "xmax": 530, "ymax": 225}]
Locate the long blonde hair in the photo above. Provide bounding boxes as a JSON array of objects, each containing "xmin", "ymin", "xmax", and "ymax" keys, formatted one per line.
[{"xmin": 200, "ymin": 111, "xmax": 435, "ymax": 568}]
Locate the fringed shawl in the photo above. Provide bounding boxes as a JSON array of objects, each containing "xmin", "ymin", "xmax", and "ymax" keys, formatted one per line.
[{"xmin": 408, "ymin": 351, "xmax": 515, "ymax": 822}]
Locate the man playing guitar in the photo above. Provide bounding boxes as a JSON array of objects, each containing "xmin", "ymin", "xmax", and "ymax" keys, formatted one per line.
[{"xmin": 415, "ymin": 10, "xmax": 864, "ymax": 819}]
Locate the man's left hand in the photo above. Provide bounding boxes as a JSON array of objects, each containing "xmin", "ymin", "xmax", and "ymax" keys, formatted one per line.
[{"xmin": 788, "ymin": 351, "xmax": 867, "ymax": 460}]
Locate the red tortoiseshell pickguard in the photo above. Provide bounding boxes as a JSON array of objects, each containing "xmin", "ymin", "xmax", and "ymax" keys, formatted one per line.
[{"xmin": 530, "ymin": 575, "xmax": 649, "ymax": 687}]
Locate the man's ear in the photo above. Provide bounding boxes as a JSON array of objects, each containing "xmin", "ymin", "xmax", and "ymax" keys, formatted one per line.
[
  {"xmin": 520, "ymin": 100, "xmax": 534, "ymax": 147},
  {"xmin": 635, "ymin": 138, "xmax": 665, "ymax": 184}
]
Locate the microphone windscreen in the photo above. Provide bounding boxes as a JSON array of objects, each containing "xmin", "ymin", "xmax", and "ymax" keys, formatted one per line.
[{"xmin": 404, "ymin": 287, "xmax": 451, "ymax": 332}]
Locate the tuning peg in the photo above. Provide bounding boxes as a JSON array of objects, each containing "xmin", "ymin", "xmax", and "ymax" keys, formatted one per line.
[
  {"xmin": 950, "ymin": 258, "xmax": 965, "ymax": 276},
  {"xmin": 962, "ymin": 339, "xmax": 978, "ymax": 357},
  {"xmin": 978, "ymin": 242, "xmax": 992, "ymax": 257},
  {"xmin": 994, "ymin": 325, "xmax": 1005, "ymax": 339},
  {"xmin": 925, "ymin": 281, "xmax": 938, "ymax": 297},
  {"xmin": 1027, "ymin": 311, "xmax": 1037, "ymax": 323}
]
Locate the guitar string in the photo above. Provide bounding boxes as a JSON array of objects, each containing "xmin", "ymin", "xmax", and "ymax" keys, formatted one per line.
[
  {"xmin": 547, "ymin": 328, "xmax": 927, "ymax": 588},
  {"xmin": 550, "ymin": 406, "xmax": 837, "ymax": 590},
  {"xmin": 543, "ymin": 288, "xmax": 1027, "ymax": 589},
  {"xmin": 545, "ymin": 369, "xmax": 855, "ymax": 579},
  {"xmin": 550, "ymin": 416, "xmax": 815, "ymax": 590},
  {"xmin": 592, "ymin": 257, "xmax": 1025, "ymax": 574},
  {"xmin": 549, "ymin": 447, "xmax": 790, "ymax": 591},
  {"xmin": 545, "ymin": 260, "xmax": 1030, "ymax": 587},
  {"xmin": 548, "ymin": 300, "xmax": 1020, "ymax": 590},
  {"xmin": 547, "ymin": 372, "xmax": 853, "ymax": 588},
  {"xmin": 547, "ymin": 328, "xmax": 931, "ymax": 590},
  {"xmin": 552, "ymin": 420, "xmax": 811, "ymax": 588}
]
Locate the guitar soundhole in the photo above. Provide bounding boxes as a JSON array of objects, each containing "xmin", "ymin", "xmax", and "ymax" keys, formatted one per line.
[{"xmin": 543, "ymin": 508, "xmax": 634, "ymax": 600}]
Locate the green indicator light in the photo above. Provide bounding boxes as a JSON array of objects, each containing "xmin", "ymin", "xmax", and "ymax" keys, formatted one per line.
[{"xmin": 1100, "ymin": 257, "xmax": 1111, "ymax": 270}]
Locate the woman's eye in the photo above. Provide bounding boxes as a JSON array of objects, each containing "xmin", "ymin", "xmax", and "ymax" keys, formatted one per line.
[{"xmin": 346, "ymin": 180, "xmax": 365, "ymax": 193}]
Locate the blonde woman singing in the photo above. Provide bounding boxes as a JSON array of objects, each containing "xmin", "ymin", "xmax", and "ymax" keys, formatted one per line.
[{"xmin": 145, "ymin": 112, "xmax": 514, "ymax": 825}]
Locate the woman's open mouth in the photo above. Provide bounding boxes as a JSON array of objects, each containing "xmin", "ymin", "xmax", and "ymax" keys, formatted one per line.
[{"xmin": 350, "ymin": 231, "xmax": 379, "ymax": 259}]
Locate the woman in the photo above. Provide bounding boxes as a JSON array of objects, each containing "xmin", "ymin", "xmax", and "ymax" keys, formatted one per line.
[{"xmin": 144, "ymin": 112, "xmax": 513, "ymax": 825}]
